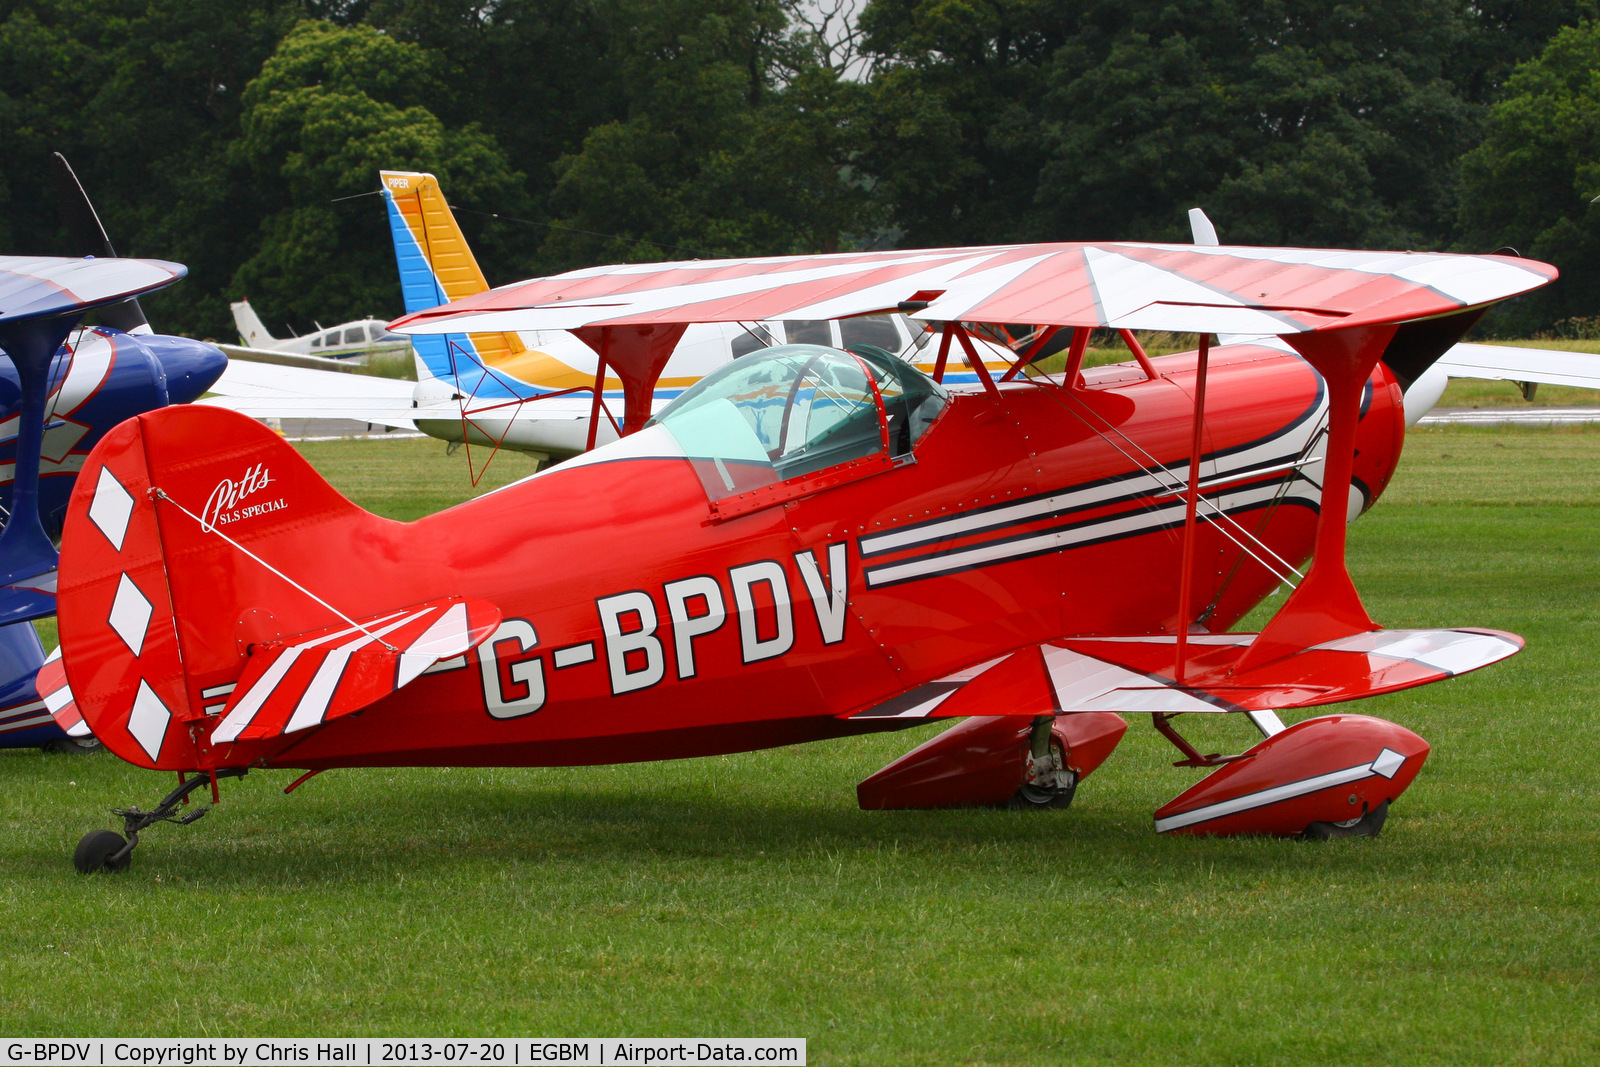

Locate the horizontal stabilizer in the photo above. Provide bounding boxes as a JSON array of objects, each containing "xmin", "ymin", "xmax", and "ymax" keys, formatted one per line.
[
  {"xmin": 212, "ymin": 596, "xmax": 501, "ymax": 745},
  {"xmin": 847, "ymin": 628, "xmax": 1520, "ymax": 720},
  {"xmin": 0, "ymin": 568, "xmax": 58, "ymax": 625},
  {"xmin": 38, "ymin": 646, "xmax": 90, "ymax": 737}
]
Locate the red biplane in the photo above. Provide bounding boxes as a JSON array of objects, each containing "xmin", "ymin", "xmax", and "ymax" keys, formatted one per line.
[{"xmin": 45, "ymin": 241, "xmax": 1556, "ymax": 871}]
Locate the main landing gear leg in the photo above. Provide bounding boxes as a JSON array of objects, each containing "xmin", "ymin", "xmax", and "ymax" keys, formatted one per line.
[
  {"xmin": 1009, "ymin": 716, "xmax": 1078, "ymax": 809},
  {"xmin": 73, "ymin": 768, "xmax": 248, "ymax": 873}
]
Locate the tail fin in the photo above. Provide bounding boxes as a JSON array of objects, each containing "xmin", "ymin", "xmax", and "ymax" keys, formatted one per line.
[
  {"xmin": 380, "ymin": 170, "xmax": 526, "ymax": 383},
  {"xmin": 55, "ymin": 405, "xmax": 495, "ymax": 769},
  {"xmin": 230, "ymin": 300, "xmax": 276, "ymax": 348}
]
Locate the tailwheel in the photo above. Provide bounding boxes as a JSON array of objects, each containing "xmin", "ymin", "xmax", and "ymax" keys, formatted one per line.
[
  {"xmin": 1303, "ymin": 800, "xmax": 1389, "ymax": 840},
  {"xmin": 71, "ymin": 767, "xmax": 248, "ymax": 872},
  {"xmin": 74, "ymin": 829, "xmax": 131, "ymax": 873}
]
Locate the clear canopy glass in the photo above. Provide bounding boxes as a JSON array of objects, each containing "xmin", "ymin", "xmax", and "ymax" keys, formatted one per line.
[{"xmin": 651, "ymin": 343, "xmax": 948, "ymax": 504}]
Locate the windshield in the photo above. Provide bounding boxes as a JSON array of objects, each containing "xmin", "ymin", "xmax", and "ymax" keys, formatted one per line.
[{"xmin": 650, "ymin": 344, "xmax": 947, "ymax": 503}]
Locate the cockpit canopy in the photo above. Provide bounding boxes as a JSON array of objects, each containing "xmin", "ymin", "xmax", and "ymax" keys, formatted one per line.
[{"xmin": 650, "ymin": 344, "xmax": 948, "ymax": 507}]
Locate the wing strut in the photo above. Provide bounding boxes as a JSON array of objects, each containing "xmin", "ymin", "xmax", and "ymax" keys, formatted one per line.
[
  {"xmin": 1173, "ymin": 333, "xmax": 1211, "ymax": 683},
  {"xmin": 571, "ymin": 322, "xmax": 688, "ymax": 439},
  {"xmin": 1234, "ymin": 323, "xmax": 1398, "ymax": 673}
]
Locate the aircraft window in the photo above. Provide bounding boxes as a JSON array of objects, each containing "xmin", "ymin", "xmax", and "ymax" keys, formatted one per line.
[
  {"xmin": 839, "ymin": 315, "xmax": 901, "ymax": 353},
  {"xmin": 651, "ymin": 344, "xmax": 948, "ymax": 507},
  {"xmin": 899, "ymin": 314, "xmax": 935, "ymax": 351},
  {"xmin": 729, "ymin": 324, "xmax": 774, "ymax": 359},
  {"xmin": 311, "ymin": 335, "xmax": 322, "ymax": 348},
  {"xmin": 377, "ymin": 330, "xmax": 407, "ymax": 342},
  {"xmin": 344, "ymin": 327, "xmax": 366, "ymax": 344},
  {"xmin": 783, "ymin": 320, "xmax": 832, "ymax": 346}
]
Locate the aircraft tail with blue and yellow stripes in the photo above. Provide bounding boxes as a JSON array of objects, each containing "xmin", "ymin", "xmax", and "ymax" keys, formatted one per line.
[{"xmin": 383, "ymin": 171, "xmax": 612, "ymax": 398}]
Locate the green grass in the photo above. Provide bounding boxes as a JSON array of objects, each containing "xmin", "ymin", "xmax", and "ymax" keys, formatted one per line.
[{"xmin": 4, "ymin": 427, "xmax": 1598, "ymax": 1062}]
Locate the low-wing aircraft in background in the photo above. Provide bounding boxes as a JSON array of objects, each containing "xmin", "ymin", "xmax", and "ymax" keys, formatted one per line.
[
  {"xmin": 205, "ymin": 171, "xmax": 1013, "ymax": 469},
  {"xmin": 0, "ymin": 155, "xmax": 226, "ymax": 751},
  {"xmin": 47, "ymin": 237, "xmax": 1558, "ymax": 871},
  {"xmin": 227, "ymin": 299, "xmax": 412, "ymax": 362}
]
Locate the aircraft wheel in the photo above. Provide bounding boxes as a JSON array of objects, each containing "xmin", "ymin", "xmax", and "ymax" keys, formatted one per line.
[
  {"xmin": 1009, "ymin": 774, "xmax": 1078, "ymax": 810},
  {"xmin": 41, "ymin": 737, "xmax": 104, "ymax": 756},
  {"xmin": 74, "ymin": 830, "xmax": 131, "ymax": 874},
  {"xmin": 1303, "ymin": 800, "xmax": 1389, "ymax": 840}
]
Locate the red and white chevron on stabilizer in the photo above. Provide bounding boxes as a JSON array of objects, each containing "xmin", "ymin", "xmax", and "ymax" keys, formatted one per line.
[
  {"xmin": 212, "ymin": 595, "xmax": 501, "ymax": 745},
  {"xmin": 37, "ymin": 646, "xmax": 91, "ymax": 738}
]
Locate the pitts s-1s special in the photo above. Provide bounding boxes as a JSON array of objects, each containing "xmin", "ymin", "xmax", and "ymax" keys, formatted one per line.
[{"xmin": 42, "ymin": 240, "xmax": 1555, "ymax": 870}]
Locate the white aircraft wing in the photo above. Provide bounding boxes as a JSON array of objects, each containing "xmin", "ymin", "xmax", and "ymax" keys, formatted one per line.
[
  {"xmin": 1401, "ymin": 341, "xmax": 1600, "ymax": 425},
  {"xmin": 217, "ymin": 343, "xmax": 378, "ymax": 374},
  {"xmin": 1436, "ymin": 342, "xmax": 1600, "ymax": 389},
  {"xmin": 203, "ymin": 358, "xmax": 418, "ymax": 431}
]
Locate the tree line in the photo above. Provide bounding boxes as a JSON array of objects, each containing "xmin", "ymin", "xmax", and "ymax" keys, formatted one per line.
[{"xmin": 2, "ymin": 0, "xmax": 1598, "ymax": 339}]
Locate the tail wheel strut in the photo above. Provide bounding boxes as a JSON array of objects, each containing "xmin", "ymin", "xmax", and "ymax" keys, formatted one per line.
[{"xmin": 73, "ymin": 768, "xmax": 247, "ymax": 873}]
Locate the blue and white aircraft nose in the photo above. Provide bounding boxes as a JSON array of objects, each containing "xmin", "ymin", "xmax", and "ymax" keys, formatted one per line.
[{"xmin": 142, "ymin": 334, "xmax": 227, "ymax": 404}]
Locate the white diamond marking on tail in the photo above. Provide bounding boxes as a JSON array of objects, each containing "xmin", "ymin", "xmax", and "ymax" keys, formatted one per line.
[
  {"xmin": 88, "ymin": 466, "xmax": 136, "ymax": 551},
  {"xmin": 108, "ymin": 573, "xmax": 154, "ymax": 656},
  {"xmin": 127, "ymin": 680, "xmax": 171, "ymax": 761},
  {"xmin": 1371, "ymin": 747, "xmax": 1406, "ymax": 779}
]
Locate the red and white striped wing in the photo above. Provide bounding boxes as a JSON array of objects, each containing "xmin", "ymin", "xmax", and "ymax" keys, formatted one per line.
[
  {"xmin": 390, "ymin": 243, "xmax": 1556, "ymax": 338},
  {"xmin": 212, "ymin": 596, "xmax": 501, "ymax": 745},
  {"xmin": 37, "ymin": 646, "xmax": 91, "ymax": 737}
]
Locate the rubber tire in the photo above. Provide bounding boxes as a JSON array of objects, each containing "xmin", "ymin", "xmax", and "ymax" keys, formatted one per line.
[
  {"xmin": 1303, "ymin": 800, "xmax": 1389, "ymax": 840},
  {"xmin": 74, "ymin": 830, "xmax": 131, "ymax": 873},
  {"xmin": 41, "ymin": 737, "xmax": 104, "ymax": 756},
  {"xmin": 1009, "ymin": 775, "xmax": 1078, "ymax": 811}
]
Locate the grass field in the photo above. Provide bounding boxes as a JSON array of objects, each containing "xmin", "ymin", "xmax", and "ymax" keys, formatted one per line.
[{"xmin": 3, "ymin": 428, "xmax": 1597, "ymax": 1063}]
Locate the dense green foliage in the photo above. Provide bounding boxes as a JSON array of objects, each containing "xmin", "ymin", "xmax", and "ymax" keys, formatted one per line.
[{"xmin": 3, "ymin": 0, "xmax": 1600, "ymax": 337}]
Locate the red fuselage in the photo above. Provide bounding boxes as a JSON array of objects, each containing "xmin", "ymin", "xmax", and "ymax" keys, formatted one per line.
[
  {"xmin": 58, "ymin": 344, "xmax": 1408, "ymax": 773},
  {"xmin": 243, "ymin": 345, "xmax": 1404, "ymax": 770}
]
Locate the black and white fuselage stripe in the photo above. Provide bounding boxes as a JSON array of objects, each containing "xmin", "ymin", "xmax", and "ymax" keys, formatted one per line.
[
  {"xmin": 863, "ymin": 475, "xmax": 1320, "ymax": 589},
  {"xmin": 859, "ymin": 387, "xmax": 1329, "ymax": 589}
]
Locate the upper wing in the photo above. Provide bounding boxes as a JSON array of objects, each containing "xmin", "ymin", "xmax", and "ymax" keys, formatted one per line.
[
  {"xmin": 0, "ymin": 256, "xmax": 185, "ymax": 324},
  {"xmin": 390, "ymin": 243, "xmax": 1557, "ymax": 339},
  {"xmin": 202, "ymin": 356, "xmax": 419, "ymax": 430}
]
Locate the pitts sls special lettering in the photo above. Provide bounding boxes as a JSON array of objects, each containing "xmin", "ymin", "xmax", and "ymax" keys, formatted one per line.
[{"xmin": 45, "ymin": 239, "xmax": 1557, "ymax": 871}]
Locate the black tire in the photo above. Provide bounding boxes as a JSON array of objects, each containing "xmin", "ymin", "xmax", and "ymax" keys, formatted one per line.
[
  {"xmin": 1009, "ymin": 774, "xmax": 1078, "ymax": 810},
  {"xmin": 74, "ymin": 829, "xmax": 131, "ymax": 873},
  {"xmin": 1303, "ymin": 800, "xmax": 1389, "ymax": 840},
  {"xmin": 41, "ymin": 737, "xmax": 104, "ymax": 756}
]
